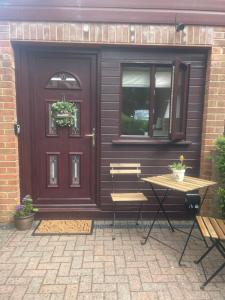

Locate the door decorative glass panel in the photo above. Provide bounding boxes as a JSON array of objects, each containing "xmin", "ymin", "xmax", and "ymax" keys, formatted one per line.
[
  {"xmin": 48, "ymin": 154, "xmax": 58, "ymax": 187},
  {"xmin": 46, "ymin": 72, "xmax": 81, "ymax": 90},
  {"xmin": 47, "ymin": 103, "xmax": 57, "ymax": 135},
  {"xmin": 70, "ymin": 154, "xmax": 81, "ymax": 187},
  {"xmin": 70, "ymin": 103, "xmax": 80, "ymax": 136}
]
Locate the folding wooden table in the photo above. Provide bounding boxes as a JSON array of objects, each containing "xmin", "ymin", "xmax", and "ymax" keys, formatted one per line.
[{"xmin": 141, "ymin": 174, "xmax": 216, "ymax": 247}]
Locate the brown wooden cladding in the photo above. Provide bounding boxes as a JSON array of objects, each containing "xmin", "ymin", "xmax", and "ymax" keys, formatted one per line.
[
  {"xmin": 99, "ymin": 47, "xmax": 207, "ymax": 218},
  {"xmin": 1, "ymin": 0, "xmax": 225, "ymax": 25},
  {"xmin": 1, "ymin": 0, "xmax": 224, "ymax": 11}
]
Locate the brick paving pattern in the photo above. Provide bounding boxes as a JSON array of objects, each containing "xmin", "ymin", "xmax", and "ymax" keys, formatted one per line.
[{"xmin": 0, "ymin": 221, "xmax": 224, "ymax": 300}]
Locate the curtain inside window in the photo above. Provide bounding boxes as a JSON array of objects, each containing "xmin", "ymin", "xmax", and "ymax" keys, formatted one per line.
[
  {"xmin": 122, "ymin": 67, "xmax": 171, "ymax": 88},
  {"xmin": 155, "ymin": 71, "xmax": 171, "ymax": 88},
  {"xmin": 122, "ymin": 67, "xmax": 150, "ymax": 87}
]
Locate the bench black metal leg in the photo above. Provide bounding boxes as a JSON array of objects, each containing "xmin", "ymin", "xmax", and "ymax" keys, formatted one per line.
[
  {"xmin": 179, "ymin": 220, "xmax": 196, "ymax": 265},
  {"xmin": 194, "ymin": 240, "xmax": 219, "ymax": 264},
  {"xmin": 141, "ymin": 211, "xmax": 159, "ymax": 245},
  {"xmin": 136, "ymin": 203, "xmax": 143, "ymax": 225},
  {"xmin": 201, "ymin": 260, "xmax": 225, "ymax": 290},
  {"xmin": 195, "ymin": 240, "xmax": 225, "ymax": 289}
]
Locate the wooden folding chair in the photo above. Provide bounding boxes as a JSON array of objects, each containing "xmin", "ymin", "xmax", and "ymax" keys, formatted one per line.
[
  {"xmin": 110, "ymin": 163, "xmax": 148, "ymax": 240},
  {"xmin": 180, "ymin": 215, "xmax": 225, "ymax": 289}
]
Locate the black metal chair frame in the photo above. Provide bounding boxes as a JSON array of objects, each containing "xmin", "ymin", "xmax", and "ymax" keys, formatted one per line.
[
  {"xmin": 110, "ymin": 163, "xmax": 147, "ymax": 240},
  {"xmin": 194, "ymin": 237, "xmax": 225, "ymax": 289},
  {"xmin": 178, "ymin": 186, "xmax": 225, "ymax": 289},
  {"xmin": 179, "ymin": 217, "xmax": 225, "ymax": 289}
]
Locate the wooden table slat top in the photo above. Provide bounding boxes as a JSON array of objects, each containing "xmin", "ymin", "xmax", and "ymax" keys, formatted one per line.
[{"xmin": 141, "ymin": 174, "xmax": 216, "ymax": 192}]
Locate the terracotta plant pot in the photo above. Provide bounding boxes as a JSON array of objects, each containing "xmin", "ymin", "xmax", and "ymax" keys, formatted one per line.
[
  {"xmin": 14, "ymin": 213, "xmax": 35, "ymax": 230},
  {"xmin": 172, "ymin": 169, "xmax": 185, "ymax": 182}
]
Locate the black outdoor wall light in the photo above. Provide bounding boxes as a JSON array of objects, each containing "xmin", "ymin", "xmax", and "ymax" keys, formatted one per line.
[{"xmin": 176, "ymin": 23, "xmax": 185, "ymax": 32}]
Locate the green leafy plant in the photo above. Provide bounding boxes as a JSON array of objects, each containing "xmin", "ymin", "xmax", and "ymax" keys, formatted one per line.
[
  {"xmin": 121, "ymin": 113, "xmax": 148, "ymax": 135},
  {"xmin": 215, "ymin": 136, "xmax": 225, "ymax": 217},
  {"xmin": 169, "ymin": 155, "xmax": 191, "ymax": 171},
  {"xmin": 14, "ymin": 195, "xmax": 38, "ymax": 217},
  {"xmin": 51, "ymin": 101, "xmax": 76, "ymax": 127},
  {"xmin": 218, "ymin": 188, "xmax": 225, "ymax": 218}
]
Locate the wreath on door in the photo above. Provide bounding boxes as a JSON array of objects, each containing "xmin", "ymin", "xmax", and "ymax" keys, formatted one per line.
[{"xmin": 51, "ymin": 101, "xmax": 76, "ymax": 127}]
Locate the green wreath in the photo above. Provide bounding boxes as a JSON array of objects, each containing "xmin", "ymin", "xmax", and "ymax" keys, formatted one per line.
[{"xmin": 51, "ymin": 101, "xmax": 76, "ymax": 127}]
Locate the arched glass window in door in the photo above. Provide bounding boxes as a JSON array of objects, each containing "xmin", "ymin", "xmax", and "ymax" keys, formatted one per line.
[{"xmin": 46, "ymin": 72, "xmax": 81, "ymax": 90}]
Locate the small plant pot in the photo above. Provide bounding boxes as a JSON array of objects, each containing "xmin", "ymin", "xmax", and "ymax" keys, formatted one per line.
[
  {"xmin": 172, "ymin": 169, "xmax": 185, "ymax": 182},
  {"xmin": 14, "ymin": 213, "xmax": 35, "ymax": 230}
]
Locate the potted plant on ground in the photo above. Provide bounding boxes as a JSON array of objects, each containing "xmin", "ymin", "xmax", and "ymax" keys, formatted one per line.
[
  {"xmin": 14, "ymin": 195, "xmax": 38, "ymax": 230},
  {"xmin": 169, "ymin": 155, "xmax": 191, "ymax": 182}
]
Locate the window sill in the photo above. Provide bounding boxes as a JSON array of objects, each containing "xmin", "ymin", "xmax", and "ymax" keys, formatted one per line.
[{"xmin": 112, "ymin": 139, "xmax": 192, "ymax": 145}]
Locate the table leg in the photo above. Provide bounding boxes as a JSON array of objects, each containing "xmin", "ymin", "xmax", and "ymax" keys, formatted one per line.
[
  {"xmin": 141, "ymin": 188, "xmax": 170, "ymax": 245},
  {"xmin": 179, "ymin": 219, "xmax": 196, "ymax": 265},
  {"xmin": 151, "ymin": 184, "xmax": 174, "ymax": 232},
  {"xmin": 199, "ymin": 186, "xmax": 209, "ymax": 210}
]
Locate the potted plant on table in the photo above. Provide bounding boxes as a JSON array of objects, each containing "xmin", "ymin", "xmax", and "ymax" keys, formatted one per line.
[
  {"xmin": 169, "ymin": 155, "xmax": 191, "ymax": 182},
  {"xmin": 14, "ymin": 195, "xmax": 38, "ymax": 230}
]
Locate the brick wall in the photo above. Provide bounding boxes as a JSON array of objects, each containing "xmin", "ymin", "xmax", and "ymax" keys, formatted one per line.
[{"xmin": 0, "ymin": 22, "xmax": 225, "ymax": 222}]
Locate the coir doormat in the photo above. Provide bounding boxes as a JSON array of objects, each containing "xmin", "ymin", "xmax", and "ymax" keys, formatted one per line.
[{"xmin": 33, "ymin": 220, "xmax": 93, "ymax": 236}]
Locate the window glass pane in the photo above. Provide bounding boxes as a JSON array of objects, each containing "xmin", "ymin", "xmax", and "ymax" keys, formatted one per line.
[
  {"xmin": 153, "ymin": 67, "xmax": 172, "ymax": 137},
  {"xmin": 122, "ymin": 67, "xmax": 150, "ymax": 88},
  {"xmin": 49, "ymin": 155, "xmax": 58, "ymax": 186},
  {"xmin": 48, "ymin": 103, "xmax": 57, "ymax": 135},
  {"xmin": 70, "ymin": 103, "xmax": 80, "ymax": 136},
  {"xmin": 121, "ymin": 66, "xmax": 150, "ymax": 136},
  {"xmin": 46, "ymin": 72, "xmax": 80, "ymax": 89},
  {"xmin": 71, "ymin": 154, "xmax": 80, "ymax": 186},
  {"xmin": 175, "ymin": 66, "xmax": 185, "ymax": 132}
]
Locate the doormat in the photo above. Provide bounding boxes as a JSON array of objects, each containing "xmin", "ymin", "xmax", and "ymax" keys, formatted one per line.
[{"xmin": 33, "ymin": 220, "xmax": 93, "ymax": 236}]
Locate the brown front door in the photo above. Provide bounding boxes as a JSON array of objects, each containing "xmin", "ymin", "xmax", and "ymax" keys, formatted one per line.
[{"xmin": 26, "ymin": 52, "xmax": 97, "ymax": 208}]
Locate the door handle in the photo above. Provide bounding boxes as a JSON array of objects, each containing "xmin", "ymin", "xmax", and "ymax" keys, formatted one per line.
[{"xmin": 85, "ymin": 128, "xmax": 96, "ymax": 147}]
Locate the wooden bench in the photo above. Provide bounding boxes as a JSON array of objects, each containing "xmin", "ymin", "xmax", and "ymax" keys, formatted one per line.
[
  {"xmin": 110, "ymin": 163, "xmax": 148, "ymax": 240},
  {"xmin": 182, "ymin": 215, "xmax": 225, "ymax": 289}
]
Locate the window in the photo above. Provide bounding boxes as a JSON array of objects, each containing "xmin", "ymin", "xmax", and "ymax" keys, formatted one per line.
[
  {"xmin": 121, "ymin": 60, "xmax": 190, "ymax": 141},
  {"xmin": 46, "ymin": 72, "xmax": 81, "ymax": 90}
]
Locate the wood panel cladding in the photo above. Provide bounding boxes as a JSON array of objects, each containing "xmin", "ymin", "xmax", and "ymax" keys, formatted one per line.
[
  {"xmin": 1, "ymin": 0, "xmax": 225, "ymax": 26},
  {"xmin": 99, "ymin": 47, "xmax": 207, "ymax": 217}
]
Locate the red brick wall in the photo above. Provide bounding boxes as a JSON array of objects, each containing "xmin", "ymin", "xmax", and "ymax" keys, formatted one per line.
[{"xmin": 0, "ymin": 22, "xmax": 224, "ymax": 222}]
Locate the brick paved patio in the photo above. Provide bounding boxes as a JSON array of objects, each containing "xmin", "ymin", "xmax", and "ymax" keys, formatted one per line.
[{"xmin": 0, "ymin": 220, "xmax": 224, "ymax": 300}]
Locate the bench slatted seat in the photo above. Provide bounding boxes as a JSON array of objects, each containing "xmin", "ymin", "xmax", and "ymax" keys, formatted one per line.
[
  {"xmin": 110, "ymin": 163, "xmax": 148, "ymax": 240},
  {"xmin": 196, "ymin": 216, "xmax": 225, "ymax": 240},
  {"xmin": 110, "ymin": 169, "xmax": 141, "ymax": 175},
  {"xmin": 111, "ymin": 193, "xmax": 147, "ymax": 202},
  {"xmin": 183, "ymin": 215, "xmax": 225, "ymax": 289}
]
